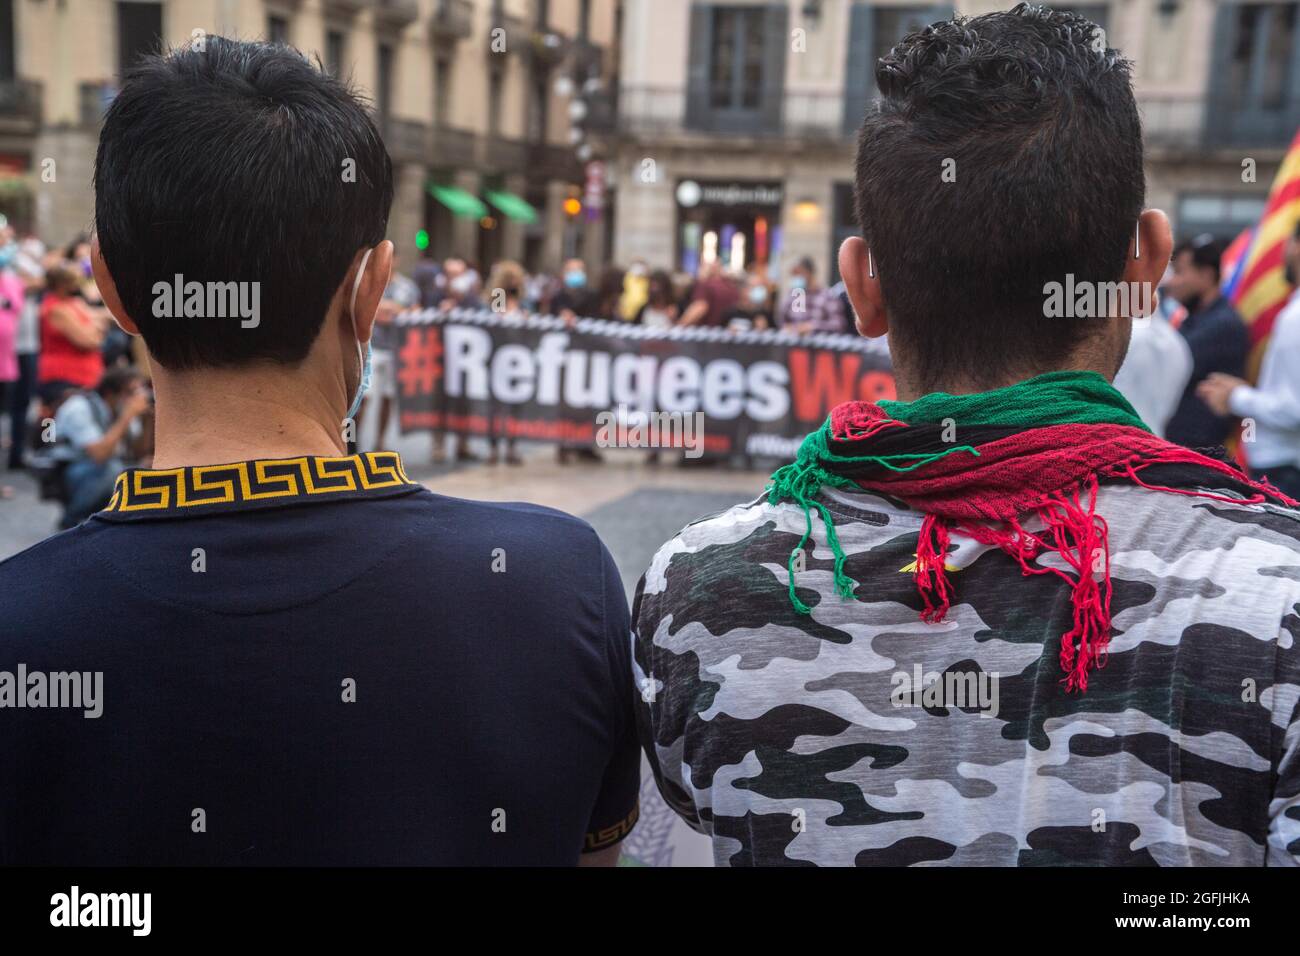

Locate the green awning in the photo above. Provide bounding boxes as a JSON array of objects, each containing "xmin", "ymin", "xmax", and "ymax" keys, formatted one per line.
[
  {"xmin": 428, "ymin": 183, "xmax": 488, "ymax": 220},
  {"xmin": 484, "ymin": 189, "xmax": 539, "ymax": 225}
]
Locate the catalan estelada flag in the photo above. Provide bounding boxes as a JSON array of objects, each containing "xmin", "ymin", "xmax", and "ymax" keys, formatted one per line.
[{"xmin": 1222, "ymin": 129, "xmax": 1300, "ymax": 380}]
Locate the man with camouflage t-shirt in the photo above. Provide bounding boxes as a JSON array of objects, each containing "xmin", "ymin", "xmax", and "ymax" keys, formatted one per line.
[{"xmin": 631, "ymin": 5, "xmax": 1300, "ymax": 867}]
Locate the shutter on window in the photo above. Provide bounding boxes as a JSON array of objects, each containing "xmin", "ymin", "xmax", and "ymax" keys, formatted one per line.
[
  {"xmin": 842, "ymin": 2, "xmax": 874, "ymax": 137},
  {"xmin": 759, "ymin": 2, "xmax": 790, "ymax": 134},
  {"xmin": 685, "ymin": 3, "xmax": 713, "ymax": 130}
]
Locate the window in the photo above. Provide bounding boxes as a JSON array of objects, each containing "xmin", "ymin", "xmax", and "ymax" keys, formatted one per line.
[
  {"xmin": 488, "ymin": 66, "xmax": 504, "ymax": 136},
  {"xmin": 1210, "ymin": 2, "xmax": 1300, "ymax": 145},
  {"xmin": 0, "ymin": 0, "xmax": 14, "ymax": 82},
  {"xmin": 709, "ymin": 6, "xmax": 765, "ymax": 111},
  {"xmin": 1176, "ymin": 194, "xmax": 1268, "ymax": 242},
  {"xmin": 326, "ymin": 30, "xmax": 345, "ymax": 79},
  {"xmin": 528, "ymin": 68, "xmax": 549, "ymax": 141},
  {"xmin": 376, "ymin": 42, "xmax": 394, "ymax": 121},
  {"xmin": 686, "ymin": 3, "xmax": 787, "ymax": 133},
  {"xmin": 267, "ymin": 15, "xmax": 289, "ymax": 45},
  {"xmin": 435, "ymin": 56, "xmax": 452, "ymax": 126},
  {"xmin": 117, "ymin": 2, "xmax": 163, "ymax": 75},
  {"xmin": 579, "ymin": 0, "xmax": 592, "ymax": 40}
]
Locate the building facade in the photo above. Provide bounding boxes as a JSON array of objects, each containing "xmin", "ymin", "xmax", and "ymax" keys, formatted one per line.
[
  {"xmin": 607, "ymin": 0, "xmax": 1295, "ymax": 290},
  {"xmin": 0, "ymin": 0, "xmax": 620, "ymax": 272}
]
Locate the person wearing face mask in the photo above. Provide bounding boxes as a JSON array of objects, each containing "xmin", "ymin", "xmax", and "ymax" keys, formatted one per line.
[
  {"xmin": 549, "ymin": 257, "xmax": 596, "ymax": 324},
  {"xmin": 775, "ymin": 256, "xmax": 849, "ymax": 334},
  {"xmin": 0, "ymin": 39, "xmax": 639, "ymax": 867}
]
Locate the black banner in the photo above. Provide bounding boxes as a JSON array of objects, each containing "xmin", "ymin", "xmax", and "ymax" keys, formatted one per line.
[{"xmin": 394, "ymin": 309, "xmax": 895, "ymax": 458}]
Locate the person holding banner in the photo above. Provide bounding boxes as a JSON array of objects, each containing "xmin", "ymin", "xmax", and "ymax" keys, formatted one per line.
[
  {"xmin": 632, "ymin": 4, "xmax": 1300, "ymax": 867},
  {"xmin": 0, "ymin": 38, "xmax": 639, "ymax": 866}
]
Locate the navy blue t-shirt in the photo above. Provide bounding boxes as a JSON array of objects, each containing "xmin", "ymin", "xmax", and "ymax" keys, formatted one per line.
[{"xmin": 0, "ymin": 452, "xmax": 640, "ymax": 864}]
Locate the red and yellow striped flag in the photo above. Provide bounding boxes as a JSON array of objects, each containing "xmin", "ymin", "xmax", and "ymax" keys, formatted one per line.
[{"xmin": 1223, "ymin": 129, "xmax": 1300, "ymax": 380}]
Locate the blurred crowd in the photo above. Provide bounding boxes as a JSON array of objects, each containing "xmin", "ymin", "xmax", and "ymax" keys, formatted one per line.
[{"xmin": 3, "ymin": 218, "xmax": 1298, "ymax": 527}]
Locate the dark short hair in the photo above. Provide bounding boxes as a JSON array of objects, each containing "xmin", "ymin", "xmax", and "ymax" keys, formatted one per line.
[
  {"xmin": 853, "ymin": 3, "xmax": 1144, "ymax": 389},
  {"xmin": 1173, "ymin": 234, "xmax": 1227, "ymax": 283},
  {"xmin": 96, "ymin": 366, "xmax": 144, "ymax": 397},
  {"xmin": 94, "ymin": 37, "xmax": 393, "ymax": 370}
]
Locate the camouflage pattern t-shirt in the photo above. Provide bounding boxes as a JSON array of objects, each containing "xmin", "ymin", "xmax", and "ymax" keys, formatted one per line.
[{"xmin": 631, "ymin": 480, "xmax": 1300, "ymax": 866}]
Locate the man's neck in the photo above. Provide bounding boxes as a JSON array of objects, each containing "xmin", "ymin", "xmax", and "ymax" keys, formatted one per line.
[
  {"xmin": 892, "ymin": 357, "xmax": 1113, "ymax": 403},
  {"xmin": 149, "ymin": 365, "xmax": 347, "ymax": 469}
]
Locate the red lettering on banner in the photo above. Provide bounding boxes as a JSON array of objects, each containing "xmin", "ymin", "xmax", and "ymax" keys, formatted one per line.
[
  {"xmin": 789, "ymin": 349, "xmax": 862, "ymax": 421},
  {"xmin": 398, "ymin": 328, "xmax": 443, "ymax": 397}
]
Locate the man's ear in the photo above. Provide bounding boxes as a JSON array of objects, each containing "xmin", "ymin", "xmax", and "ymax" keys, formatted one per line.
[
  {"xmin": 1121, "ymin": 209, "xmax": 1173, "ymax": 317},
  {"xmin": 838, "ymin": 236, "xmax": 889, "ymax": 338},
  {"xmin": 344, "ymin": 240, "xmax": 394, "ymax": 345},
  {"xmin": 90, "ymin": 233, "xmax": 139, "ymax": 335}
]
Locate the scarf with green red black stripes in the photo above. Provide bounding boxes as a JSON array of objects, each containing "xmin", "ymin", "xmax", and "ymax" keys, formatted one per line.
[{"xmin": 768, "ymin": 370, "xmax": 1298, "ymax": 692}]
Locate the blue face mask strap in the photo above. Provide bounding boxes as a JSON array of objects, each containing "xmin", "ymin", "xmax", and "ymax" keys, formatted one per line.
[{"xmin": 345, "ymin": 248, "xmax": 375, "ymax": 426}]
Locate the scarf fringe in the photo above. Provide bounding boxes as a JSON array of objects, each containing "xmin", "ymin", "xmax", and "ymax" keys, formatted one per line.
[{"xmin": 912, "ymin": 451, "xmax": 1295, "ymax": 692}]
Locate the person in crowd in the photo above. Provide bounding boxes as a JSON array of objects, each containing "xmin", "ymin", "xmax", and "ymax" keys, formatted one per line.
[
  {"xmin": 550, "ymin": 257, "xmax": 596, "ymax": 323},
  {"xmin": 732, "ymin": 266, "xmax": 774, "ymax": 330},
  {"xmin": 427, "ymin": 256, "xmax": 480, "ymax": 464},
  {"xmin": 1197, "ymin": 219, "xmax": 1300, "ymax": 499},
  {"xmin": 0, "ymin": 229, "xmax": 21, "ymax": 498},
  {"xmin": 437, "ymin": 256, "xmax": 484, "ymax": 313},
  {"xmin": 1112, "ymin": 265, "xmax": 1193, "ymax": 437},
  {"xmin": 632, "ymin": 4, "xmax": 1300, "ymax": 867},
  {"xmin": 592, "ymin": 265, "xmax": 626, "ymax": 321},
  {"xmin": 411, "ymin": 247, "xmax": 442, "ymax": 309},
  {"xmin": 619, "ymin": 259, "xmax": 650, "ymax": 321},
  {"xmin": 777, "ymin": 256, "xmax": 851, "ymax": 334},
  {"xmin": 52, "ymin": 365, "xmax": 152, "ymax": 528},
  {"xmin": 546, "ymin": 257, "xmax": 604, "ymax": 464},
  {"xmin": 0, "ymin": 39, "xmax": 638, "ymax": 866},
  {"xmin": 63, "ymin": 233, "xmax": 94, "ymax": 282},
  {"xmin": 36, "ymin": 262, "xmax": 109, "ymax": 407},
  {"xmin": 1164, "ymin": 233, "xmax": 1250, "ymax": 448},
  {"xmin": 677, "ymin": 260, "xmax": 738, "ymax": 327},
  {"xmin": 7, "ymin": 236, "xmax": 45, "ymax": 471},
  {"xmin": 483, "ymin": 260, "xmax": 525, "ymax": 466},
  {"xmin": 634, "ymin": 270, "xmax": 679, "ymax": 329},
  {"xmin": 358, "ymin": 250, "xmax": 418, "ymax": 452}
]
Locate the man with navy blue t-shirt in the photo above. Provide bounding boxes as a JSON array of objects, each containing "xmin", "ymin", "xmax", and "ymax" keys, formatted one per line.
[{"xmin": 0, "ymin": 38, "xmax": 638, "ymax": 865}]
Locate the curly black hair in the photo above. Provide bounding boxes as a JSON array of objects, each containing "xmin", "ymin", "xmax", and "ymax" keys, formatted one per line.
[{"xmin": 853, "ymin": 3, "xmax": 1144, "ymax": 391}]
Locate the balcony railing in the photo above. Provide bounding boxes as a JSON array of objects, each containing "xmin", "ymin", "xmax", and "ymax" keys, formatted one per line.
[
  {"xmin": 431, "ymin": 0, "xmax": 474, "ymax": 41},
  {"xmin": 616, "ymin": 85, "xmax": 851, "ymax": 142},
  {"xmin": 382, "ymin": 116, "xmax": 430, "ymax": 163},
  {"xmin": 526, "ymin": 141, "xmax": 580, "ymax": 181},
  {"xmin": 486, "ymin": 135, "xmax": 529, "ymax": 172},
  {"xmin": 374, "ymin": 0, "xmax": 419, "ymax": 29},
  {"xmin": 616, "ymin": 86, "xmax": 1300, "ymax": 152},
  {"xmin": 0, "ymin": 79, "xmax": 42, "ymax": 131},
  {"xmin": 431, "ymin": 124, "xmax": 478, "ymax": 168},
  {"xmin": 1141, "ymin": 94, "xmax": 1300, "ymax": 151},
  {"xmin": 321, "ymin": 0, "xmax": 367, "ymax": 17},
  {"xmin": 489, "ymin": 12, "xmax": 531, "ymax": 57}
]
